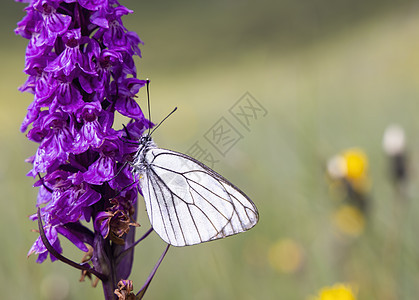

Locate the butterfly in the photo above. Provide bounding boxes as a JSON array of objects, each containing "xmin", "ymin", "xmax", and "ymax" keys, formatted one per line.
[
  {"xmin": 130, "ymin": 133, "xmax": 259, "ymax": 247},
  {"xmin": 127, "ymin": 80, "xmax": 258, "ymax": 247}
]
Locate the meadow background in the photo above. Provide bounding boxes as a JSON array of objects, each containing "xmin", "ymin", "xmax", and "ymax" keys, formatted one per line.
[{"xmin": 1, "ymin": 0, "xmax": 419, "ymax": 299}]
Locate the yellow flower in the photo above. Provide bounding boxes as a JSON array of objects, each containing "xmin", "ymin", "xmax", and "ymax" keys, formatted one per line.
[
  {"xmin": 327, "ymin": 148, "xmax": 371, "ymax": 195},
  {"xmin": 333, "ymin": 205, "xmax": 365, "ymax": 237},
  {"xmin": 342, "ymin": 148, "xmax": 368, "ymax": 181},
  {"xmin": 312, "ymin": 283, "xmax": 357, "ymax": 300},
  {"xmin": 268, "ymin": 238, "xmax": 304, "ymax": 274}
]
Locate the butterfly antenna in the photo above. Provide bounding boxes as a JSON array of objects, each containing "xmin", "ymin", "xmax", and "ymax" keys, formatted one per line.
[
  {"xmin": 146, "ymin": 78, "xmax": 152, "ymax": 136},
  {"xmin": 150, "ymin": 107, "xmax": 178, "ymax": 136}
]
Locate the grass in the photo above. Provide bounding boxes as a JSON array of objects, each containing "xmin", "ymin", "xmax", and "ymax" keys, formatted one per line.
[{"xmin": 2, "ymin": 1, "xmax": 419, "ymax": 299}]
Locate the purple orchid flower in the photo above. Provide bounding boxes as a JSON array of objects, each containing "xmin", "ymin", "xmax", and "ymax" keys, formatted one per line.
[{"xmin": 16, "ymin": 1, "xmax": 169, "ymax": 299}]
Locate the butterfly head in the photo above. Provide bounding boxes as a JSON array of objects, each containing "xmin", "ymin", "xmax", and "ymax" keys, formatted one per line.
[
  {"xmin": 131, "ymin": 134, "xmax": 156, "ymax": 169},
  {"xmin": 139, "ymin": 134, "xmax": 152, "ymax": 145},
  {"xmin": 138, "ymin": 134, "xmax": 156, "ymax": 152}
]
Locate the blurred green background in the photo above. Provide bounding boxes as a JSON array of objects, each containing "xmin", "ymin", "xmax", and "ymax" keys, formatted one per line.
[{"xmin": 2, "ymin": 0, "xmax": 419, "ymax": 299}]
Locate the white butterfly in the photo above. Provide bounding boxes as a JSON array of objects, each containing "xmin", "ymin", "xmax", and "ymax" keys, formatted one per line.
[{"xmin": 130, "ymin": 134, "xmax": 259, "ymax": 247}]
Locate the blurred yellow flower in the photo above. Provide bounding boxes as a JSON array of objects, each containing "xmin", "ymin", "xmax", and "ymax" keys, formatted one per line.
[
  {"xmin": 312, "ymin": 283, "xmax": 357, "ymax": 300},
  {"xmin": 342, "ymin": 148, "xmax": 368, "ymax": 181},
  {"xmin": 268, "ymin": 238, "xmax": 304, "ymax": 274},
  {"xmin": 333, "ymin": 205, "xmax": 365, "ymax": 237},
  {"xmin": 327, "ymin": 148, "xmax": 371, "ymax": 199}
]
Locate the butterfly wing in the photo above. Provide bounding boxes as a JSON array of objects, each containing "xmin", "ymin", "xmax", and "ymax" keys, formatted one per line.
[{"xmin": 139, "ymin": 148, "xmax": 259, "ymax": 247}]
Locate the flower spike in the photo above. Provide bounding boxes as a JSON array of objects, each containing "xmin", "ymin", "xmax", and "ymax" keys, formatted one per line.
[{"xmin": 16, "ymin": 0, "xmax": 159, "ymax": 298}]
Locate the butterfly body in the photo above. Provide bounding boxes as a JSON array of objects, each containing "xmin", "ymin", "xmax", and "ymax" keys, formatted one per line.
[{"xmin": 131, "ymin": 135, "xmax": 259, "ymax": 247}]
